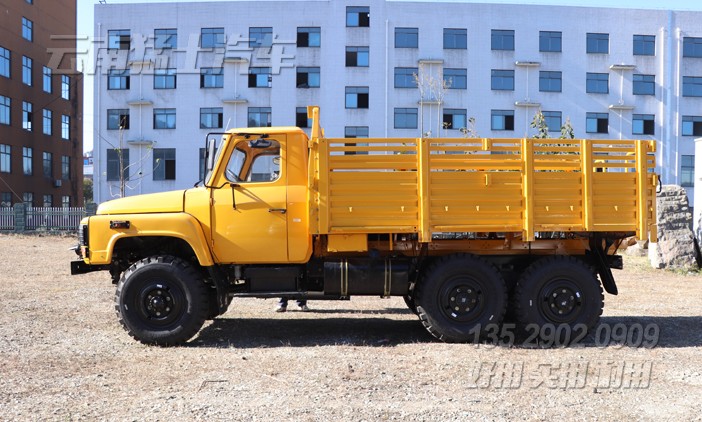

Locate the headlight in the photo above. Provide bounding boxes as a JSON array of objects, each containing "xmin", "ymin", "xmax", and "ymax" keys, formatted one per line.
[{"xmin": 78, "ymin": 224, "xmax": 89, "ymax": 247}]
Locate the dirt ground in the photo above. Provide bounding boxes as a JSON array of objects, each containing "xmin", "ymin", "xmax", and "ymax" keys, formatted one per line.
[{"xmin": 0, "ymin": 234, "xmax": 701, "ymax": 421}]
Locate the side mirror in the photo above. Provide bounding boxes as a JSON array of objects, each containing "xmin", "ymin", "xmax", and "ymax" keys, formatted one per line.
[{"xmin": 206, "ymin": 137, "xmax": 216, "ymax": 172}]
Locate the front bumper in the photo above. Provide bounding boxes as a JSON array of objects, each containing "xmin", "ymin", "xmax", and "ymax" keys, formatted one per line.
[{"xmin": 70, "ymin": 260, "xmax": 106, "ymax": 275}]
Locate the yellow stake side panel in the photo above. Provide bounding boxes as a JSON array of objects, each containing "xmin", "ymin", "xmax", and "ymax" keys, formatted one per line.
[{"xmin": 311, "ymin": 136, "xmax": 657, "ymax": 242}]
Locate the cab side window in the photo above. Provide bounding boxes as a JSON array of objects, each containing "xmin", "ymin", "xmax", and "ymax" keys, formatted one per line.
[{"xmin": 225, "ymin": 139, "xmax": 281, "ymax": 183}]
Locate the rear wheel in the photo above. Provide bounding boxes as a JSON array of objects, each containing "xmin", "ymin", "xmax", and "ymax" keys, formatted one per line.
[
  {"xmin": 115, "ymin": 255, "xmax": 209, "ymax": 346},
  {"xmin": 415, "ymin": 254, "xmax": 507, "ymax": 343},
  {"xmin": 512, "ymin": 256, "xmax": 604, "ymax": 344}
]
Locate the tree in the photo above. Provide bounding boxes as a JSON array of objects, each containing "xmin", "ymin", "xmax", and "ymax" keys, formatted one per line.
[
  {"xmin": 459, "ymin": 117, "xmax": 479, "ymax": 138},
  {"xmin": 100, "ymin": 122, "xmax": 158, "ymax": 199},
  {"xmin": 560, "ymin": 117, "xmax": 575, "ymax": 139},
  {"xmin": 83, "ymin": 178, "xmax": 93, "ymax": 204},
  {"xmin": 413, "ymin": 64, "xmax": 450, "ymax": 137},
  {"xmin": 530, "ymin": 109, "xmax": 549, "ymax": 139}
]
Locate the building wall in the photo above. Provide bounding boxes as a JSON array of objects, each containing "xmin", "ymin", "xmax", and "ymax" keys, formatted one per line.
[
  {"xmin": 93, "ymin": 0, "xmax": 702, "ymax": 205},
  {"xmin": 0, "ymin": 0, "xmax": 83, "ymax": 207}
]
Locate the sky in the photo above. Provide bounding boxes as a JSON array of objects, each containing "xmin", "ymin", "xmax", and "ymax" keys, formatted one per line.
[{"xmin": 76, "ymin": 0, "xmax": 702, "ymax": 152}]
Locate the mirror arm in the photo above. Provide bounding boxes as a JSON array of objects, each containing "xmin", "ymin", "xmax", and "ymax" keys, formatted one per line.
[{"xmin": 230, "ymin": 183, "xmax": 240, "ymax": 209}]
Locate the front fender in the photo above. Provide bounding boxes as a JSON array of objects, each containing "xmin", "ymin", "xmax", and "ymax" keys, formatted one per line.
[{"xmin": 86, "ymin": 213, "xmax": 214, "ymax": 266}]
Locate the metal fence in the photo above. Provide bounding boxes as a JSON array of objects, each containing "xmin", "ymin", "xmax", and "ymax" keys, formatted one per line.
[{"xmin": 0, "ymin": 204, "xmax": 97, "ymax": 233}]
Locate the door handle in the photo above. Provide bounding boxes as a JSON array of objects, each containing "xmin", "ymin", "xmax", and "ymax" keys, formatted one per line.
[{"xmin": 268, "ymin": 208, "xmax": 287, "ymax": 214}]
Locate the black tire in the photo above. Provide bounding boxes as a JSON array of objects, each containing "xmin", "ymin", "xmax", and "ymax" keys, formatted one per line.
[
  {"xmin": 115, "ymin": 255, "xmax": 209, "ymax": 346},
  {"xmin": 403, "ymin": 294, "xmax": 418, "ymax": 315},
  {"xmin": 415, "ymin": 254, "xmax": 507, "ymax": 343},
  {"xmin": 512, "ymin": 256, "xmax": 604, "ymax": 343}
]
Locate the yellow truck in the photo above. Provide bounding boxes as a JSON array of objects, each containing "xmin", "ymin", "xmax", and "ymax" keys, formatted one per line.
[{"xmin": 71, "ymin": 106, "xmax": 658, "ymax": 346}]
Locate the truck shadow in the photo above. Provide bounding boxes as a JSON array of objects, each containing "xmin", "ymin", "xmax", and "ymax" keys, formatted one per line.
[
  {"xmin": 190, "ymin": 314, "xmax": 702, "ymax": 349},
  {"xmin": 192, "ymin": 316, "xmax": 431, "ymax": 348}
]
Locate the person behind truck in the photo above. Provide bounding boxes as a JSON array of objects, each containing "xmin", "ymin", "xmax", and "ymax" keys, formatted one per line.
[{"xmin": 275, "ymin": 297, "xmax": 309, "ymax": 312}]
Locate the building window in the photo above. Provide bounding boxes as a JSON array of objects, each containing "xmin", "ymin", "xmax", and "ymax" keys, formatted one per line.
[
  {"xmin": 248, "ymin": 107, "xmax": 272, "ymax": 127},
  {"xmin": 444, "ymin": 28, "xmax": 467, "ymax": 49},
  {"xmin": 633, "ymin": 114, "xmax": 655, "ymax": 135},
  {"xmin": 22, "ymin": 101, "xmax": 32, "ymax": 131},
  {"xmin": 248, "ymin": 67, "xmax": 272, "ymax": 88},
  {"xmin": 683, "ymin": 37, "xmax": 702, "ymax": 58},
  {"xmin": 22, "ymin": 17, "xmax": 33, "ymax": 42},
  {"xmin": 42, "ymin": 67, "xmax": 52, "ymax": 93},
  {"xmin": 491, "ymin": 29, "xmax": 514, "ymax": 51},
  {"xmin": 108, "ymin": 69, "xmax": 130, "ymax": 90},
  {"xmin": 683, "ymin": 76, "xmax": 702, "ymax": 97},
  {"xmin": 297, "ymin": 27, "xmax": 320, "ymax": 47},
  {"xmin": 539, "ymin": 31, "xmax": 562, "ymax": 52},
  {"xmin": 61, "ymin": 196, "xmax": 70, "ymax": 208},
  {"xmin": 22, "ymin": 147, "xmax": 32, "ymax": 175},
  {"xmin": 394, "ymin": 108, "xmax": 418, "ymax": 129},
  {"xmin": 61, "ymin": 75, "xmax": 70, "ymax": 100},
  {"xmin": 346, "ymin": 46, "xmax": 369, "ymax": 67},
  {"xmin": 633, "ymin": 35, "xmax": 655, "ymax": 56},
  {"xmin": 61, "ymin": 115, "xmax": 69, "ymax": 139},
  {"xmin": 347, "ymin": 6, "xmax": 370, "ymax": 27},
  {"xmin": 586, "ymin": 112, "xmax": 609, "ymax": 133},
  {"xmin": 108, "ymin": 29, "xmax": 130, "ymax": 50},
  {"xmin": 249, "ymin": 27, "xmax": 273, "ymax": 48},
  {"xmin": 106, "ymin": 149, "xmax": 129, "ymax": 181},
  {"xmin": 681, "ymin": 155, "xmax": 694, "ymax": 187},
  {"xmin": 395, "ymin": 27, "xmax": 418, "ymax": 48},
  {"xmin": 633, "ymin": 74, "xmax": 655, "ymax": 95},
  {"xmin": 200, "ymin": 107, "xmax": 223, "ymax": 129},
  {"xmin": 296, "ymin": 67, "xmax": 320, "ymax": 88},
  {"xmin": 491, "ymin": 70, "xmax": 514, "ymax": 91},
  {"xmin": 394, "ymin": 67, "xmax": 417, "ymax": 88},
  {"xmin": 345, "ymin": 126, "xmax": 369, "ymax": 138},
  {"xmin": 0, "ymin": 96, "xmax": 9, "ymax": 125},
  {"xmin": 0, "ymin": 47, "xmax": 9, "ymax": 78},
  {"xmin": 200, "ymin": 27, "xmax": 224, "ymax": 48},
  {"xmin": 107, "ymin": 109, "xmax": 129, "ymax": 130},
  {"xmin": 539, "ymin": 71, "xmax": 562, "ymax": 92},
  {"xmin": 22, "ymin": 56, "xmax": 32, "ymax": 86},
  {"xmin": 491, "ymin": 110, "xmax": 514, "ymax": 131},
  {"xmin": 153, "ymin": 109, "xmax": 176, "ymax": 129},
  {"xmin": 587, "ymin": 33, "xmax": 609, "ymax": 54},
  {"xmin": 42, "ymin": 194, "xmax": 52, "ymax": 208},
  {"xmin": 0, "ymin": 145, "xmax": 10, "ymax": 174},
  {"xmin": 155, "ymin": 28, "xmax": 177, "ymax": 49},
  {"xmin": 296, "ymin": 107, "xmax": 311, "ymax": 128},
  {"xmin": 682, "ymin": 116, "xmax": 702, "ymax": 136},
  {"xmin": 586, "ymin": 73, "xmax": 609, "ymax": 94},
  {"xmin": 153, "ymin": 68, "xmax": 176, "ymax": 89},
  {"xmin": 153, "ymin": 149, "xmax": 176, "ymax": 181},
  {"xmin": 200, "ymin": 67, "xmax": 223, "ymax": 88},
  {"xmin": 23, "ymin": 192, "xmax": 33, "ymax": 207},
  {"xmin": 444, "ymin": 68, "xmax": 467, "ymax": 89},
  {"xmin": 61, "ymin": 156, "xmax": 70, "ymax": 180},
  {"xmin": 542, "ymin": 111, "xmax": 562, "ymax": 132},
  {"xmin": 1, "ymin": 192, "xmax": 11, "ymax": 207},
  {"xmin": 42, "ymin": 152, "xmax": 52, "ymax": 178},
  {"xmin": 443, "ymin": 109, "xmax": 467, "ymax": 130},
  {"xmin": 345, "ymin": 86, "xmax": 369, "ymax": 109},
  {"xmin": 42, "ymin": 109, "xmax": 52, "ymax": 136}
]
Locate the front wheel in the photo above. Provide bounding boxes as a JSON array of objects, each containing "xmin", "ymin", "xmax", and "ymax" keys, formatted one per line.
[
  {"xmin": 415, "ymin": 254, "xmax": 507, "ymax": 342},
  {"xmin": 115, "ymin": 255, "xmax": 209, "ymax": 346}
]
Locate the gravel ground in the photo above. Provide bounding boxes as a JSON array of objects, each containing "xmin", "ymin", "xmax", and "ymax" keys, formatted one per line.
[{"xmin": 0, "ymin": 234, "xmax": 701, "ymax": 421}]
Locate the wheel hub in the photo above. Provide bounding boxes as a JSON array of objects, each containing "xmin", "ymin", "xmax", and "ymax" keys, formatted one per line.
[
  {"xmin": 542, "ymin": 284, "xmax": 581, "ymax": 321},
  {"xmin": 144, "ymin": 288, "xmax": 174, "ymax": 318},
  {"xmin": 442, "ymin": 283, "xmax": 482, "ymax": 321}
]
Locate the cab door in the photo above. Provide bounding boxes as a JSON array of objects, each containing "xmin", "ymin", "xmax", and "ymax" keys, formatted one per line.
[{"xmin": 210, "ymin": 136, "xmax": 288, "ymax": 263}]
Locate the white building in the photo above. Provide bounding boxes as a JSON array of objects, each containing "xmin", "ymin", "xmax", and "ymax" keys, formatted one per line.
[{"xmin": 93, "ymin": 0, "xmax": 702, "ymax": 205}]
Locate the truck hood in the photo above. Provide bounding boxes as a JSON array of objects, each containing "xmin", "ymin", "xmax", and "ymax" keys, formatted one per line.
[{"xmin": 97, "ymin": 190, "xmax": 186, "ymax": 215}]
